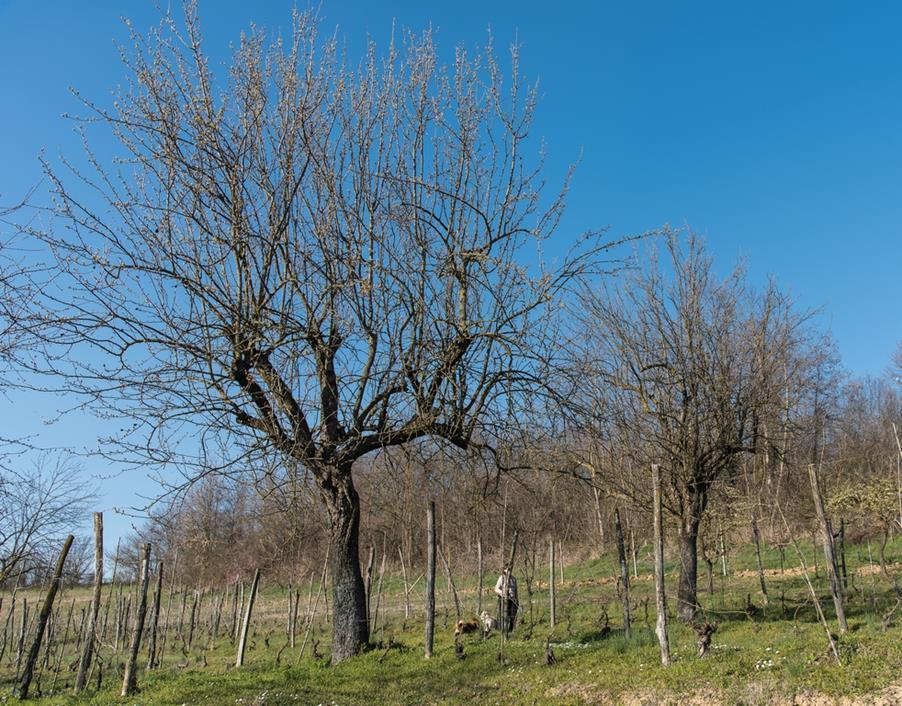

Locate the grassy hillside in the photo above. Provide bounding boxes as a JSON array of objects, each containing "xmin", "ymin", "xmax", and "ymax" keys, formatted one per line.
[{"xmin": 1, "ymin": 537, "xmax": 900, "ymax": 705}]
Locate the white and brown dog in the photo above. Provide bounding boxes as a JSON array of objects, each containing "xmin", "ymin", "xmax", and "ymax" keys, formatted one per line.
[{"xmin": 479, "ymin": 611, "xmax": 497, "ymax": 635}]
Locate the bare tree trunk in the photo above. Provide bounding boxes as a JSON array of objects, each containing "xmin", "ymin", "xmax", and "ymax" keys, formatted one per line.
[
  {"xmin": 16, "ymin": 534, "xmax": 73, "ymax": 700},
  {"xmin": 548, "ymin": 538, "xmax": 556, "ymax": 630},
  {"xmin": 320, "ymin": 470, "xmax": 368, "ymax": 663},
  {"xmin": 146, "ymin": 561, "xmax": 164, "ymax": 669},
  {"xmin": 615, "ymin": 509, "xmax": 631, "ymax": 638},
  {"xmin": 677, "ymin": 486, "xmax": 706, "ymax": 622},
  {"xmin": 652, "ymin": 465, "xmax": 671, "ymax": 667},
  {"xmin": 75, "ymin": 512, "xmax": 103, "ymax": 694},
  {"xmin": 808, "ymin": 464, "xmax": 847, "ymax": 633},
  {"xmin": 121, "ymin": 543, "xmax": 151, "ymax": 697},
  {"xmin": 235, "ymin": 568, "xmax": 260, "ymax": 668},
  {"xmin": 425, "ymin": 501, "xmax": 436, "ymax": 659}
]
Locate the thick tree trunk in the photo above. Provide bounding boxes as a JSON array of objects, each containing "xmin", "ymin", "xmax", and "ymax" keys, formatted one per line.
[
  {"xmin": 677, "ymin": 485, "xmax": 707, "ymax": 622},
  {"xmin": 320, "ymin": 469, "xmax": 368, "ymax": 663}
]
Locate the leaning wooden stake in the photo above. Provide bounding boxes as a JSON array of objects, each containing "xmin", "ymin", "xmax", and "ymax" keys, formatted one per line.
[
  {"xmin": 75, "ymin": 512, "xmax": 103, "ymax": 694},
  {"xmin": 235, "ymin": 569, "xmax": 260, "ymax": 668},
  {"xmin": 17, "ymin": 534, "xmax": 73, "ymax": 700},
  {"xmin": 652, "ymin": 464, "xmax": 671, "ymax": 666},
  {"xmin": 121, "ymin": 542, "xmax": 151, "ymax": 697},
  {"xmin": 615, "ymin": 508, "xmax": 632, "ymax": 638},
  {"xmin": 425, "ymin": 501, "xmax": 436, "ymax": 658}
]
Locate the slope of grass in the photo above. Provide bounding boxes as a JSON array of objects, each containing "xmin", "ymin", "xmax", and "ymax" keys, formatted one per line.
[{"xmin": 2, "ymin": 536, "xmax": 900, "ymax": 705}]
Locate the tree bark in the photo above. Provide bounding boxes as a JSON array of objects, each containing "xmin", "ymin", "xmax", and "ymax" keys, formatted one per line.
[
  {"xmin": 319, "ymin": 469, "xmax": 368, "ymax": 663},
  {"xmin": 75, "ymin": 512, "xmax": 103, "ymax": 694},
  {"xmin": 652, "ymin": 465, "xmax": 671, "ymax": 666},
  {"xmin": 677, "ymin": 486, "xmax": 706, "ymax": 622},
  {"xmin": 121, "ymin": 542, "xmax": 151, "ymax": 696}
]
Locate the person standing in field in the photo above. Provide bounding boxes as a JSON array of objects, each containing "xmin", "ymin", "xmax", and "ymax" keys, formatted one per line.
[{"xmin": 494, "ymin": 566, "xmax": 519, "ymax": 633}]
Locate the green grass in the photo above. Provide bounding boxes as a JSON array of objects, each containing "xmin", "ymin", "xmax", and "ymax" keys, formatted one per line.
[{"xmin": 1, "ymin": 536, "xmax": 900, "ymax": 705}]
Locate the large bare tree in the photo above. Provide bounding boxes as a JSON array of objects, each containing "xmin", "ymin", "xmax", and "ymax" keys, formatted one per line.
[
  {"xmin": 32, "ymin": 7, "xmax": 610, "ymax": 660},
  {"xmin": 573, "ymin": 233, "xmax": 810, "ymax": 621}
]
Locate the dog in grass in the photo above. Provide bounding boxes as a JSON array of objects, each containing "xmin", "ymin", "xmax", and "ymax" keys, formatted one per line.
[
  {"xmin": 480, "ymin": 611, "xmax": 498, "ymax": 635},
  {"xmin": 454, "ymin": 617, "xmax": 480, "ymax": 637}
]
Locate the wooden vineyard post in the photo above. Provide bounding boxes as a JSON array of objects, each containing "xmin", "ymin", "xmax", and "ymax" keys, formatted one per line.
[
  {"xmin": 425, "ymin": 501, "xmax": 436, "ymax": 658},
  {"xmin": 146, "ymin": 561, "xmax": 164, "ymax": 669},
  {"xmin": 17, "ymin": 534, "xmax": 73, "ymax": 700},
  {"xmin": 236, "ymin": 569, "xmax": 260, "ymax": 667},
  {"xmin": 75, "ymin": 512, "xmax": 103, "ymax": 694}
]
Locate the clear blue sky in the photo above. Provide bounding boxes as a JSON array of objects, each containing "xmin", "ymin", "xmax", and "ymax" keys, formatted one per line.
[{"xmin": 2, "ymin": 1, "xmax": 901, "ymax": 541}]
